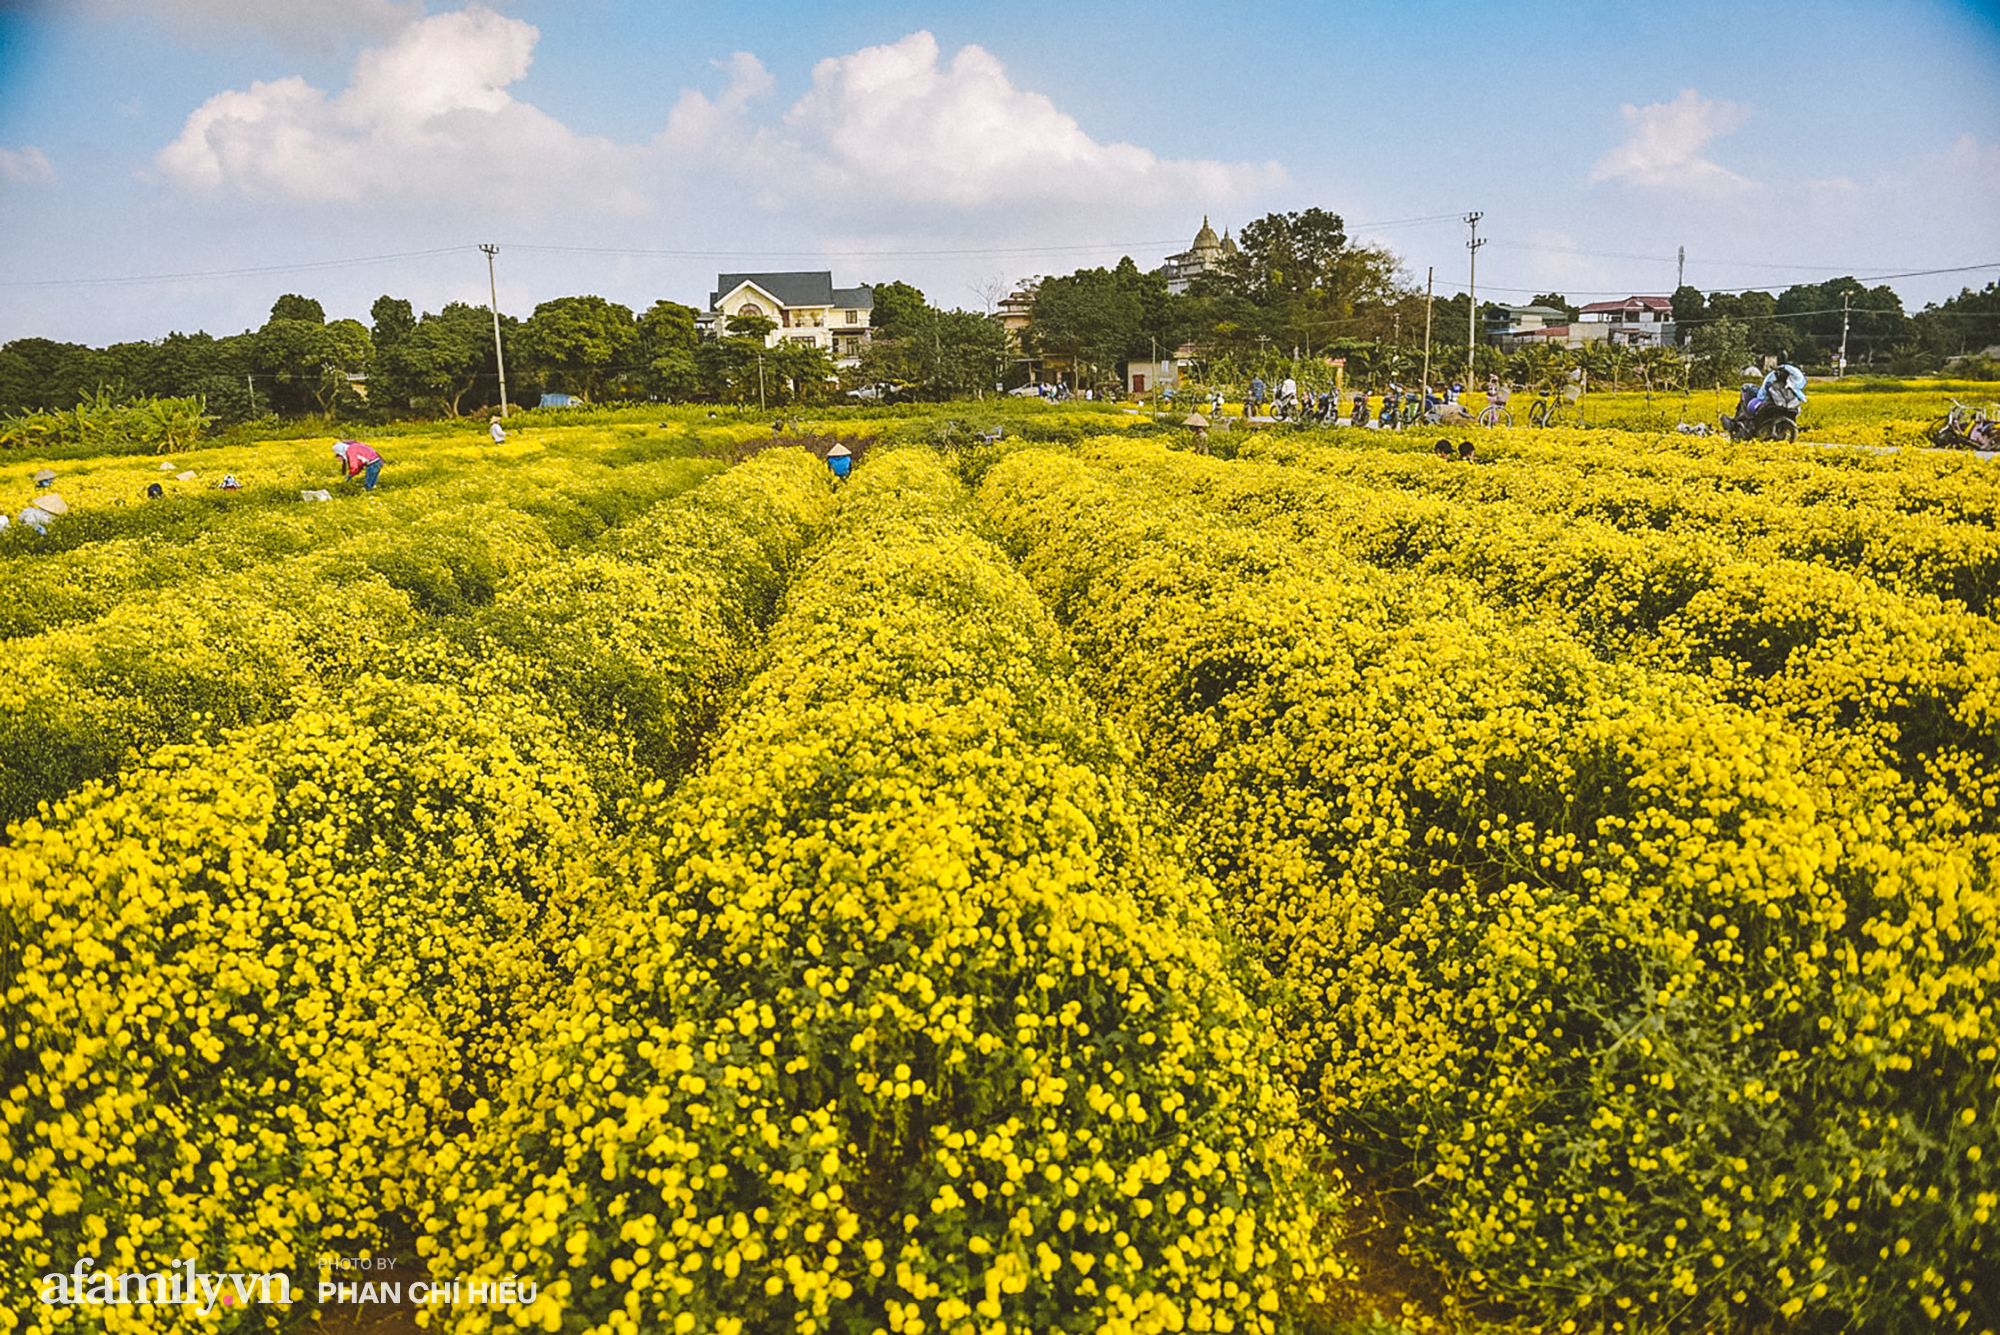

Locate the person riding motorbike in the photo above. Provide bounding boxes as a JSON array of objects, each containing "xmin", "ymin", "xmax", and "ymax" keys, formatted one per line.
[
  {"xmin": 1274, "ymin": 375, "xmax": 1299, "ymax": 419},
  {"xmin": 1723, "ymin": 351, "xmax": 1807, "ymax": 437}
]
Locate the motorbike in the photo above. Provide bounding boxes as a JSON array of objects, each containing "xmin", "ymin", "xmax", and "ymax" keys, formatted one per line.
[{"xmin": 1721, "ymin": 382, "xmax": 1800, "ymax": 443}]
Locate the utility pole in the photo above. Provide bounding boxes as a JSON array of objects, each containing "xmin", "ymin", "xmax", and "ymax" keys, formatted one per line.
[
  {"xmin": 480, "ymin": 244, "xmax": 510, "ymax": 417},
  {"xmin": 1677, "ymin": 246, "xmax": 1685, "ymax": 291},
  {"xmin": 1421, "ymin": 266, "xmax": 1435, "ymax": 404},
  {"xmin": 1465, "ymin": 212, "xmax": 1485, "ymax": 385},
  {"xmin": 1838, "ymin": 292, "xmax": 1852, "ymax": 378},
  {"xmin": 757, "ymin": 352, "xmax": 767, "ymax": 411}
]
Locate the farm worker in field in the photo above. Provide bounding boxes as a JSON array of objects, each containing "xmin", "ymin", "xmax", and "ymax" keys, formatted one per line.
[
  {"xmin": 332, "ymin": 439, "xmax": 384, "ymax": 490},
  {"xmin": 146, "ymin": 482, "xmax": 164, "ymax": 499},
  {"xmin": 1433, "ymin": 440, "xmax": 1453, "ymax": 460},
  {"xmin": 1247, "ymin": 376, "xmax": 1266, "ymax": 417},
  {"xmin": 33, "ymin": 468, "xmax": 55, "ymax": 489},
  {"xmin": 17, "ymin": 503, "xmax": 54, "ymax": 535},
  {"xmin": 825, "ymin": 443, "xmax": 852, "ymax": 480},
  {"xmin": 1458, "ymin": 439, "xmax": 1478, "ymax": 463},
  {"xmin": 489, "ymin": 416, "xmax": 507, "ymax": 444}
]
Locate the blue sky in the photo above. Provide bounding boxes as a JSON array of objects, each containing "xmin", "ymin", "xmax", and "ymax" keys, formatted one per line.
[{"xmin": 1, "ymin": 0, "xmax": 1996, "ymax": 344}]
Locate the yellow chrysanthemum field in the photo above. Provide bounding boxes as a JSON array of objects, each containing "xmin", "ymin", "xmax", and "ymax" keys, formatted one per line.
[{"xmin": 1, "ymin": 404, "xmax": 1993, "ymax": 1335}]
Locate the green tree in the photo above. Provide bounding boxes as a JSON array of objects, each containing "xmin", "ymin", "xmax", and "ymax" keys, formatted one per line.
[
  {"xmin": 845, "ymin": 337, "xmax": 913, "ymax": 398},
  {"xmin": 1775, "ymin": 278, "xmax": 1910, "ymax": 369},
  {"xmin": 1914, "ymin": 281, "xmax": 2000, "ymax": 361},
  {"xmin": 1206, "ymin": 208, "xmax": 1348, "ymax": 306},
  {"xmin": 901, "ymin": 307, "xmax": 1011, "ymax": 399},
  {"xmin": 866, "ymin": 282, "xmax": 928, "ymax": 340},
  {"xmin": 387, "ymin": 303, "xmax": 498, "ymax": 416},
  {"xmin": 721, "ymin": 312, "xmax": 777, "ymax": 343},
  {"xmin": 269, "ymin": 293, "xmax": 326, "ymax": 324},
  {"xmin": 1029, "ymin": 258, "xmax": 1184, "ymax": 390},
  {"xmin": 255, "ymin": 303, "xmax": 370, "ymax": 416},
  {"xmin": 0, "ymin": 338, "xmax": 112, "ymax": 413},
  {"xmin": 696, "ymin": 334, "xmax": 765, "ymax": 405},
  {"xmin": 637, "ymin": 300, "xmax": 701, "ymax": 401},
  {"xmin": 367, "ymin": 296, "xmax": 420, "ymax": 409},
  {"xmin": 1688, "ymin": 316, "xmax": 1754, "ymax": 388},
  {"xmin": 515, "ymin": 296, "xmax": 637, "ymax": 402},
  {"xmin": 769, "ymin": 339, "xmax": 837, "ymax": 403},
  {"xmin": 1670, "ymin": 285, "xmax": 1706, "ymax": 344},
  {"xmin": 1691, "ymin": 290, "xmax": 1789, "ymax": 360},
  {"xmin": 1531, "ymin": 292, "xmax": 1580, "ymax": 323}
]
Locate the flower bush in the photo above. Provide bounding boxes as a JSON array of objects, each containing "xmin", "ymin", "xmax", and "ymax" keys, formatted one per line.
[
  {"xmin": 0, "ymin": 444, "xmax": 841, "ymax": 1330},
  {"xmin": 430, "ymin": 450, "xmax": 1336, "ymax": 1335},
  {"xmin": 977, "ymin": 437, "xmax": 1998, "ymax": 1334}
]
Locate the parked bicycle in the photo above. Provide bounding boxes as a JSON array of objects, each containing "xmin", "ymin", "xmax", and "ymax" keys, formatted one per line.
[
  {"xmin": 1526, "ymin": 383, "xmax": 1585, "ymax": 429},
  {"xmin": 1928, "ymin": 399, "xmax": 1999, "ymax": 451},
  {"xmin": 1478, "ymin": 379, "xmax": 1513, "ymax": 428}
]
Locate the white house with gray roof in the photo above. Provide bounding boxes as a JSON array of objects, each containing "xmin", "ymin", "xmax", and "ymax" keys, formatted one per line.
[{"xmin": 707, "ymin": 272, "xmax": 875, "ymax": 366}]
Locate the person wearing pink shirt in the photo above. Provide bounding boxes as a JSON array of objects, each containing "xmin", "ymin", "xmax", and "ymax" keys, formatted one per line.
[{"xmin": 332, "ymin": 440, "xmax": 384, "ymax": 490}]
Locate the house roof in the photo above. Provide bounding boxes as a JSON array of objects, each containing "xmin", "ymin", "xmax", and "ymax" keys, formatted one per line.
[
  {"xmin": 1579, "ymin": 295, "xmax": 1673, "ymax": 314},
  {"xmin": 712, "ymin": 271, "xmax": 838, "ymax": 309},
  {"xmin": 830, "ymin": 286, "xmax": 874, "ymax": 310},
  {"xmin": 1497, "ymin": 304, "xmax": 1571, "ymax": 318}
]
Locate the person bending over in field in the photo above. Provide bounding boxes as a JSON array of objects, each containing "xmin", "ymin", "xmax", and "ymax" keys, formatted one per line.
[{"xmin": 333, "ymin": 440, "xmax": 384, "ymax": 491}]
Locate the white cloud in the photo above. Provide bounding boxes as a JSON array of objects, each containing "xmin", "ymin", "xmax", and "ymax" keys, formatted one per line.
[
  {"xmin": 779, "ymin": 32, "xmax": 1279, "ymax": 210},
  {"xmin": 1590, "ymin": 89, "xmax": 1754, "ymax": 196},
  {"xmin": 82, "ymin": 0, "xmax": 426, "ymax": 49},
  {"xmin": 0, "ymin": 146, "xmax": 56, "ymax": 183},
  {"xmin": 157, "ymin": 7, "xmax": 648, "ymax": 214},
  {"xmin": 155, "ymin": 14, "xmax": 1277, "ymax": 230}
]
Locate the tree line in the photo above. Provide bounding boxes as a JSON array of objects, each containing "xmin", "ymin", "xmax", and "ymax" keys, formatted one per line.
[
  {"xmin": 0, "ymin": 281, "xmax": 1018, "ymax": 422},
  {"xmin": 4, "ymin": 220, "xmax": 1994, "ymax": 422}
]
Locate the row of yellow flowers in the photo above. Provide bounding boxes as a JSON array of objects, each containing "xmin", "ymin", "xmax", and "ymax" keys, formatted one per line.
[
  {"xmin": 0, "ymin": 435, "xmax": 723, "ymax": 828},
  {"xmin": 975, "ymin": 436, "xmax": 1997, "ymax": 1334},
  {"xmin": 1238, "ymin": 429, "xmax": 2000, "ymax": 614},
  {"xmin": 0, "ymin": 447, "xmax": 839, "ymax": 1330},
  {"xmin": 427, "ymin": 450, "xmax": 1337, "ymax": 1334}
]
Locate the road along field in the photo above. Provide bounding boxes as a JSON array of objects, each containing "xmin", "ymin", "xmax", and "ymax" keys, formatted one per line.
[{"xmin": 0, "ymin": 407, "xmax": 1994, "ymax": 1335}]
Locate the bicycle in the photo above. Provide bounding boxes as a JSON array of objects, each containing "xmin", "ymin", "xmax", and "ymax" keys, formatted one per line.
[
  {"xmin": 1526, "ymin": 384, "xmax": 1585, "ymax": 429},
  {"xmin": 1477, "ymin": 383, "xmax": 1513, "ymax": 428},
  {"xmin": 1927, "ymin": 399, "xmax": 1999, "ymax": 451}
]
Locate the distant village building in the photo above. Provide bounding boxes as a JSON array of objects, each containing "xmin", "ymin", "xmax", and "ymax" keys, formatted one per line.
[
  {"xmin": 1163, "ymin": 218, "xmax": 1237, "ymax": 295},
  {"xmin": 704, "ymin": 272, "xmax": 875, "ymax": 365},
  {"xmin": 1491, "ymin": 304, "xmax": 1575, "ymax": 350},
  {"xmin": 1491, "ymin": 296, "xmax": 1676, "ymax": 351},
  {"xmin": 1575, "ymin": 295, "xmax": 1675, "ymax": 348},
  {"xmin": 998, "ymin": 284, "xmax": 1037, "ymax": 343}
]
